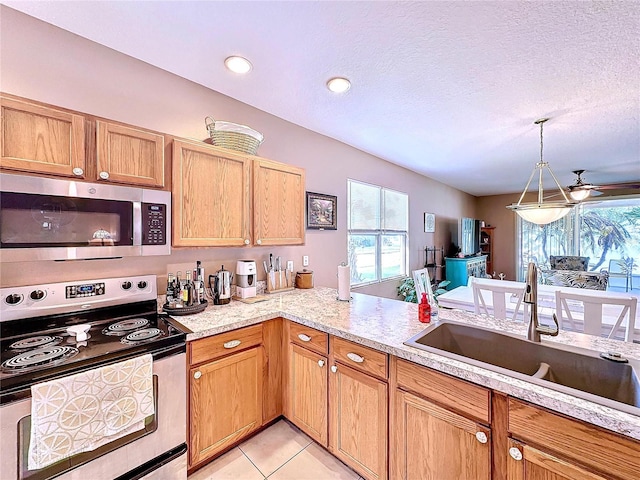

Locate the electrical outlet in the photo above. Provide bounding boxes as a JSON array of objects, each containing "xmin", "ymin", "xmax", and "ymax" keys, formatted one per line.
[
  {"xmin": 302, "ymin": 255, "xmax": 309, "ymax": 267},
  {"xmin": 287, "ymin": 260, "xmax": 294, "ymax": 271}
]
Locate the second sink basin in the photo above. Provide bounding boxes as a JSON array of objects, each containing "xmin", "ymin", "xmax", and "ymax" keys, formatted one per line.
[{"xmin": 404, "ymin": 321, "xmax": 640, "ymax": 416}]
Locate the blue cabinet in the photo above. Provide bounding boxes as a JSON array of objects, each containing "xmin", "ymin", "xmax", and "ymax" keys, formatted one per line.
[{"xmin": 445, "ymin": 256, "xmax": 487, "ymax": 290}]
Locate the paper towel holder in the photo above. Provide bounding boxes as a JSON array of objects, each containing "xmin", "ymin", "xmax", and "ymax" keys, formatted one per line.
[{"xmin": 337, "ymin": 262, "xmax": 352, "ymax": 302}]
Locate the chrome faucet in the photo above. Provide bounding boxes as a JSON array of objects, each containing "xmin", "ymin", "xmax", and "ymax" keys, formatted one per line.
[{"xmin": 523, "ymin": 262, "xmax": 559, "ymax": 342}]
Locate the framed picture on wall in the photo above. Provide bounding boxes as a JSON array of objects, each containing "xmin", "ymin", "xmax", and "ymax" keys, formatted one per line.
[
  {"xmin": 424, "ymin": 213, "xmax": 436, "ymax": 233},
  {"xmin": 306, "ymin": 192, "xmax": 337, "ymax": 230}
]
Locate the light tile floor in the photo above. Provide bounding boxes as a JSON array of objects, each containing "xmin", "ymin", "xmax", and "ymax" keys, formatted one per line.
[{"xmin": 188, "ymin": 420, "xmax": 364, "ymax": 480}]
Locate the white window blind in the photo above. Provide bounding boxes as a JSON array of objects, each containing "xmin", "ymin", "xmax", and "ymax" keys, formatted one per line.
[{"xmin": 348, "ymin": 180, "xmax": 408, "ymax": 286}]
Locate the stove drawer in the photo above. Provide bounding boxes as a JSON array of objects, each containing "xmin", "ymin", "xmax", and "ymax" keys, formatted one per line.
[{"xmin": 189, "ymin": 324, "xmax": 263, "ymax": 365}]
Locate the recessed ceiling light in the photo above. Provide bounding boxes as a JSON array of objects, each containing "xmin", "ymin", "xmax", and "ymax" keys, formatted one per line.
[
  {"xmin": 327, "ymin": 77, "xmax": 351, "ymax": 93},
  {"xmin": 224, "ymin": 56, "xmax": 252, "ymax": 74}
]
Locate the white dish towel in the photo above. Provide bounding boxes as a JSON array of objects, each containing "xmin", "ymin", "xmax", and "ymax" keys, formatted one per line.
[{"xmin": 28, "ymin": 354, "xmax": 154, "ymax": 470}]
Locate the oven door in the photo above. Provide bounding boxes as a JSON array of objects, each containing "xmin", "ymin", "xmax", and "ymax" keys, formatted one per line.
[{"xmin": 0, "ymin": 353, "xmax": 187, "ymax": 480}]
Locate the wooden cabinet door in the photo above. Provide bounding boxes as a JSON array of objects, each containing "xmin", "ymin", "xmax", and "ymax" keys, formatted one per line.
[
  {"xmin": 253, "ymin": 158, "xmax": 305, "ymax": 246},
  {"xmin": 1, "ymin": 96, "xmax": 85, "ymax": 178},
  {"xmin": 329, "ymin": 362, "xmax": 387, "ymax": 480},
  {"xmin": 172, "ymin": 139, "xmax": 251, "ymax": 246},
  {"xmin": 287, "ymin": 343, "xmax": 328, "ymax": 445},
  {"xmin": 392, "ymin": 390, "xmax": 490, "ymax": 480},
  {"xmin": 506, "ymin": 439, "xmax": 607, "ymax": 480},
  {"xmin": 189, "ymin": 347, "xmax": 263, "ymax": 467},
  {"xmin": 96, "ymin": 121, "xmax": 164, "ymax": 187}
]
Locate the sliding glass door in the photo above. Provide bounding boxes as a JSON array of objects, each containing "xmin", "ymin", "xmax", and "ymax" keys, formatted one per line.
[{"xmin": 516, "ymin": 196, "xmax": 640, "ymax": 282}]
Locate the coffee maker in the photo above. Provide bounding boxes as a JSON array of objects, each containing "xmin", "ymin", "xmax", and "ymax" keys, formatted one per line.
[
  {"xmin": 236, "ymin": 260, "xmax": 257, "ymax": 299},
  {"xmin": 210, "ymin": 265, "xmax": 232, "ymax": 305}
]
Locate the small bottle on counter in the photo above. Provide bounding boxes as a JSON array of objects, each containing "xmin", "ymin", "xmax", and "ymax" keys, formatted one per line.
[
  {"xmin": 196, "ymin": 260, "xmax": 205, "ymax": 299},
  {"xmin": 166, "ymin": 273, "xmax": 175, "ymax": 305},
  {"xmin": 419, "ymin": 292, "xmax": 431, "ymax": 323},
  {"xmin": 183, "ymin": 271, "xmax": 194, "ymax": 306}
]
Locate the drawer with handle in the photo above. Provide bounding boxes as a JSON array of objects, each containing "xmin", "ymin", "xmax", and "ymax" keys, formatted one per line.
[
  {"xmin": 289, "ymin": 321, "xmax": 329, "ymax": 355},
  {"xmin": 331, "ymin": 336, "xmax": 388, "ymax": 379},
  {"xmin": 189, "ymin": 324, "xmax": 263, "ymax": 365}
]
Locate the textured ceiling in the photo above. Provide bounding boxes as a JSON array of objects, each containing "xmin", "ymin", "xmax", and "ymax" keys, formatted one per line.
[{"xmin": 4, "ymin": 1, "xmax": 639, "ymax": 196}]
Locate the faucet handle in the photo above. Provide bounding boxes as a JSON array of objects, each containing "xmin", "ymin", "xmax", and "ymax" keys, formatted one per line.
[{"xmin": 536, "ymin": 313, "xmax": 560, "ymax": 337}]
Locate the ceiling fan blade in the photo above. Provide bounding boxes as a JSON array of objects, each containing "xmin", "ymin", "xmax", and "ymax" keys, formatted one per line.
[{"xmin": 595, "ymin": 183, "xmax": 640, "ymax": 190}]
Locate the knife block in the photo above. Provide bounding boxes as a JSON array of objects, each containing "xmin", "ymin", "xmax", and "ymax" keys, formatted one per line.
[{"xmin": 266, "ymin": 270, "xmax": 295, "ymax": 294}]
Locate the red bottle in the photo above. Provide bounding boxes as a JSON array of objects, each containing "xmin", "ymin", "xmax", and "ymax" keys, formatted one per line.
[{"xmin": 419, "ymin": 292, "xmax": 431, "ymax": 323}]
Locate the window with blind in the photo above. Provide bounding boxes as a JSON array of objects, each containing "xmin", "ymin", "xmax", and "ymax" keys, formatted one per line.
[{"xmin": 347, "ymin": 179, "xmax": 408, "ymax": 286}]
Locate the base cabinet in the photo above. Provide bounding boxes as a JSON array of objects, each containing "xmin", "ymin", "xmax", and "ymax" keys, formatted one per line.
[
  {"xmin": 189, "ymin": 346, "xmax": 263, "ymax": 467},
  {"xmin": 287, "ymin": 343, "xmax": 328, "ymax": 445},
  {"xmin": 506, "ymin": 439, "xmax": 607, "ymax": 480},
  {"xmin": 329, "ymin": 362, "xmax": 388, "ymax": 480},
  {"xmin": 393, "ymin": 390, "xmax": 491, "ymax": 480}
]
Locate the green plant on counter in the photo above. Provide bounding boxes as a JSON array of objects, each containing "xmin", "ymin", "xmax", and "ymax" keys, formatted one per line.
[
  {"xmin": 397, "ymin": 277, "xmax": 417, "ymax": 303},
  {"xmin": 397, "ymin": 277, "xmax": 450, "ymax": 304}
]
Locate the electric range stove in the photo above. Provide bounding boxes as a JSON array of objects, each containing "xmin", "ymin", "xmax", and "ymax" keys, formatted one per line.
[{"xmin": 0, "ymin": 275, "xmax": 187, "ymax": 404}]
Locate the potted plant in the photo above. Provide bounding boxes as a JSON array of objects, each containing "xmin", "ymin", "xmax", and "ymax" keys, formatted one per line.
[{"xmin": 397, "ymin": 277, "xmax": 450, "ymax": 304}]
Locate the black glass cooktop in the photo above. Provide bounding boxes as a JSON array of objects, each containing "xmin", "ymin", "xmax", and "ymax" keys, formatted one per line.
[{"xmin": 0, "ymin": 300, "xmax": 186, "ymax": 403}]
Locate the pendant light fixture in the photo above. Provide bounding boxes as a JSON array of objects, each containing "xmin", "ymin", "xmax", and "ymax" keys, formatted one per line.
[{"xmin": 506, "ymin": 118, "xmax": 576, "ymax": 225}]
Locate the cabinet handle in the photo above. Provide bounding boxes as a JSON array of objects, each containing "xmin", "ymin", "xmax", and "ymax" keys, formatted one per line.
[
  {"xmin": 193, "ymin": 371, "xmax": 202, "ymax": 379},
  {"xmin": 256, "ymin": 239, "xmax": 262, "ymax": 245},
  {"xmin": 72, "ymin": 167, "xmax": 84, "ymax": 176},
  {"xmin": 509, "ymin": 447, "xmax": 523, "ymax": 461},
  {"xmin": 331, "ymin": 365, "xmax": 338, "ymax": 373},
  {"xmin": 297, "ymin": 333, "xmax": 312, "ymax": 342},
  {"xmin": 223, "ymin": 340, "xmax": 241, "ymax": 349},
  {"xmin": 99, "ymin": 171, "xmax": 110, "ymax": 180},
  {"xmin": 244, "ymin": 239, "xmax": 250, "ymax": 245},
  {"xmin": 318, "ymin": 360, "xmax": 325, "ymax": 367},
  {"xmin": 346, "ymin": 352, "xmax": 365, "ymax": 363},
  {"xmin": 475, "ymin": 432, "xmax": 488, "ymax": 444}
]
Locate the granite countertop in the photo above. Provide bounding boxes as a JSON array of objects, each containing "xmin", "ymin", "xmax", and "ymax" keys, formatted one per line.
[{"xmin": 171, "ymin": 286, "xmax": 640, "ymax": 441}]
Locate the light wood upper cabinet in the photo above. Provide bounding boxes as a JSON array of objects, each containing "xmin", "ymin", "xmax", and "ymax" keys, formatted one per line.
[
  {"xmin": 287, "ymin": 343, "xmax": 328, "ymax": 446},
  {"xmin": 172, "ymin": 139, "xmax": 251, "ymax": 247},
  {"xmin": 0, "ymin": 96, "xmax": 85, "ymax": 178},
  {"xmin": 393, "ymin": 389, "xmax": 491, "ymax": 480},
  {"xmin": 253, "ymin": 158, "xmax": 305, "ymax": 246},
  {"xmin": 189, "ymin": 346, "xmax": 263, "ymax": 468},
  {"xmin": 96, "ymin": 120, "xmax": 164, "ymax": 187},
  {"xmin": 329, "ymin": 362, "xmax": 387, "ymax": 480}
]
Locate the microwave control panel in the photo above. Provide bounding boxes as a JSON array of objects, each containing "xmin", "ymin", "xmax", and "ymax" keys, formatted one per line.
[{"xmin": 142, "ymin": 203, "xmax": 167, "ymax": 245}]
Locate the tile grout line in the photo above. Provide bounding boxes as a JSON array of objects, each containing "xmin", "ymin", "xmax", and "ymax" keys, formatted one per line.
[
  {"xmin": 238, "ymin": 447, "xmax": 268, "ymax": 479},
  {"xmin": 263, "ymin": 445, "xmax": 311, "ymax": 479}
]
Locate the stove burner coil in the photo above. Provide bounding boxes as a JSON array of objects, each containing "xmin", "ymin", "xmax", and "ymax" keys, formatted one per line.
[
  {"xmin": 121, "ymin": 328, "xmax": 163, "ymax": 344},
  {"xmin": 9, "ymin": 335, "xmax": 62, "ymax": 350},
  {"xmin": 103, "ymin": 318, "xmax": 150, "ymax": 335},
  {"xmin": 1, "ymin": 345, "xmax": 79, "ymax": 373}
]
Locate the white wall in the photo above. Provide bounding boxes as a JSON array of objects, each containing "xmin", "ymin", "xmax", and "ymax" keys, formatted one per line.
[{"xmin": 0, "ymin": 6, "xmax": 477, "ymax": 298}]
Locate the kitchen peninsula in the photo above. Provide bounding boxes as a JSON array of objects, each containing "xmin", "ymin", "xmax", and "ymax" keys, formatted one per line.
[{"xmin": 176, "ymin": 287, "xmax": 640, "ymax": 480}]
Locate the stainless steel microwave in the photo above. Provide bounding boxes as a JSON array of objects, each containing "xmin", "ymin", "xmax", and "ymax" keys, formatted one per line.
[{"xmin": 0, "ymin": 173, "xmax": 171, "ymax": 262}]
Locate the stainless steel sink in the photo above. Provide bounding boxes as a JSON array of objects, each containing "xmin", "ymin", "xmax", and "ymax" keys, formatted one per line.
[{"xmin": 404, "ymin": 321, "xmax": 640, "ymax": 416}]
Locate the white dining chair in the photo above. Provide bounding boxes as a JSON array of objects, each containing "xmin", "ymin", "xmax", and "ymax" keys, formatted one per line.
[
  {"xmin": 471, "ymin": 277, "xmax": 529, "ymax": 322},
  {"xmin": 554, "ymin": 289, "xmax": 638, "ymax": 342}
]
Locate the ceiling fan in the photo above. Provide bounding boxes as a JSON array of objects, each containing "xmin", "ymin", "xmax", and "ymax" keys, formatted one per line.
[{"xmin": 566, "ymin": 170, "xmax": 640, "ymax": 201}]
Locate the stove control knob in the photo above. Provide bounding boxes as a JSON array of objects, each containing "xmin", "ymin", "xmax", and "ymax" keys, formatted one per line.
[
  {"xmin": 137, "ymin": 281, "xmax": 148, "ymax": 290},
  {"xmin": 121, "ymin": 281, "xmax": 132, "ymax": 290},
  {"xmin": 5, "ymin": 293, "xmax": 23, "ymax": 305},
  {"xmin": 30, "ymin": 290, "xmax": 46, "ymax": 301}
]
